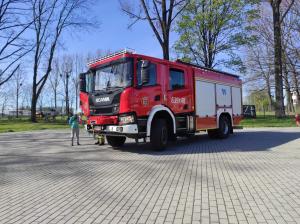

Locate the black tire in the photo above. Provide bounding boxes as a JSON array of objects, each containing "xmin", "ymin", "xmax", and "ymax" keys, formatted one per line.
[
  {"xmin": 150, "ymin": 119, "xmax": 168, "ymax": 150},
  {"xmin": 216, "ymin": 116, "xmax": 230, "ymax": 139},
  {"xmin": 106, "ymin": 136, "xmax": 126, "ymax": 148},
  {"xmin": 169, "ymin": 133, "xmax": 177, "ymax": 142}
]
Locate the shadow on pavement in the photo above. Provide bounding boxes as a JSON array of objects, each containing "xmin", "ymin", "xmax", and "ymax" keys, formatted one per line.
[
  {"xmin": 0, "ymin": 130, "xmax": 299, "ymax": 186},
  {"xmin": 116, "ymin": 131, "xmax": 300, "ymax": 155}
]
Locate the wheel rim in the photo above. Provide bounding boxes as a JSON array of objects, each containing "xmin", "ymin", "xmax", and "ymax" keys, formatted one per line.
[{"xmin": 223, "ymin": 120, "xmax": 229, "ymax": 135}]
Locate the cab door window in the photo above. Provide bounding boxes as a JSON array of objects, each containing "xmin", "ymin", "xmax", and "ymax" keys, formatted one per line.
[
  {"xmin": 86, "ymin": 72, "xmax": 93, "ymax": 92},
  {"xmin": 137, "ymin": 61, "xmax": 157, "ymax": 86},
  {"xmin": 169, "ymin": 69, "xmax": 185, "ymax": 90}
]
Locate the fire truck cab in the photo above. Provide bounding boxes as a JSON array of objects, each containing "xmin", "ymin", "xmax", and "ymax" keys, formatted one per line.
[{"xmin": 79, "ymin": 50, "xmax": 242, "ymax": 150}]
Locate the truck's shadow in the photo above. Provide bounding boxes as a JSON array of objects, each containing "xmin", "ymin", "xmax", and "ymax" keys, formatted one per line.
[
  {"xmin": 0, "ymin": 130, "xmax": 299, "ymax": 186},
  {"xmin": 115, "ymin": 131, "xmax": 300, "ymax": 155}
]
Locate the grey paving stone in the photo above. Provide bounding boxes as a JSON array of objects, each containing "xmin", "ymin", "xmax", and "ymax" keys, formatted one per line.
[{"xmin": 0, "ymin": 128, "xmax": 299, "ymax": 224}]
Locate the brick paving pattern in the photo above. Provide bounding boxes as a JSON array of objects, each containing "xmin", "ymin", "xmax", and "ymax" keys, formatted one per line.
[{"xmin": 0, "ymin": 128, "xmax": 299, "ymax": 224}]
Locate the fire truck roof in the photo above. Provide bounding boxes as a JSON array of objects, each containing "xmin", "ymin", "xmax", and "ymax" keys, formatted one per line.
[
  {"xmin": 88, "ymin": 49, "xmax": 240, "ymax": 79},
  {"xmin": 175, "ymin": 60, "xmax": 240, "ymax": 79}
]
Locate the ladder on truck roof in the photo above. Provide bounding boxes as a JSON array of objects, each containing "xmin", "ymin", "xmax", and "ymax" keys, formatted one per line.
[{"xmin": 88, "ymin": 48, "xmax": 135, "ymax": 66}]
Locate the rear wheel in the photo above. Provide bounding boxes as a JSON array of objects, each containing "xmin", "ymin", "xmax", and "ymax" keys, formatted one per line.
[
  {"xmin": 150, "ymin": 119, "xmax": 168, "ymax": 150},
  {"xmin": 216, "ymin": 116, "xmax": 230, "ymax": 139},
  {"xmin": 106, "ymin": 136, "xmax": 126, "ymax": 148}
]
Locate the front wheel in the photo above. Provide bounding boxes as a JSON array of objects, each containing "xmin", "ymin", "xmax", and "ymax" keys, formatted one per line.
[
  {"xmin": 150, "ymin": 119, "xmax": 168, "ymax": 150},
  {"xmin": 106, "ymin": 136, "xmax": 126, "ymax": 148}
]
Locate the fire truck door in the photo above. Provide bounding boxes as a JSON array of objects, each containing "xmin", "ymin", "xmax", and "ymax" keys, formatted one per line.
[{"xmin": 166, "ymin": 67, "xmax": 193, "ymax": 114}]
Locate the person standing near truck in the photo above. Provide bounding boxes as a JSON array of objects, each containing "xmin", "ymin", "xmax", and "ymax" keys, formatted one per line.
[{"xmin": 69, "ymin": 114, "xmax": 80, "ymax": 146}]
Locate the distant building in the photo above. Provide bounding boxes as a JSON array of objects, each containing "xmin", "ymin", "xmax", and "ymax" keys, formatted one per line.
[
  {"xmin": 8, "ymin": 110, "xmax": 31, "ymax": 116},
  {"xmin": 5, "ymin": 107, "xmax": 74, "ymax": 117}
]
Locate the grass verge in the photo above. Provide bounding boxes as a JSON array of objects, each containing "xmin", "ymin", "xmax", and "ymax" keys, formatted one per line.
[
  {"xmin": 0, "ymin": 118, "xmax": 69, "ymax": 133},
  {"xmin": 241, "ymin": 115, "xmax": 297, "ymax": 127},
  {"xmin": 0, "ymin": 114, "xmax": 298, "ymax": 133}
]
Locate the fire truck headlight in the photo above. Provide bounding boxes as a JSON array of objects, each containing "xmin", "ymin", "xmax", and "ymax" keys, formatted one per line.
[{"xmin": 119, "ymin": 114, "xmax": 135, "ymax": 125}]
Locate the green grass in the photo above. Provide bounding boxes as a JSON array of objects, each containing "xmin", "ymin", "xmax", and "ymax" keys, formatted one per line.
[
  {"xmin": 0, "ymin": 114, "xmax": 298, "ymax": 133},
  {"xmin": 241, "ymin": 115, "xmax": 296, "ymax": 127},
  {"xmin": 0, "ymin": 117, "xmax": 69, "ymax": 133}
]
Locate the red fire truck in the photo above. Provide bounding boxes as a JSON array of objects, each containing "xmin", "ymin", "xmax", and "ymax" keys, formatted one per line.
[{"xmin": 79, "ymin": 50, "xmax": 242, "ymax": 149}]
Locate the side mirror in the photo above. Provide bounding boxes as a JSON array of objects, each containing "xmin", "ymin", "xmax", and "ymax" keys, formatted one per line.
[
  {"xmin": 141, "ymin": 60, "xmax": 150, "ymax": 85},
  {"xmin": 79, "ymin": 73, "xmax": 86, "ymax": 92}
]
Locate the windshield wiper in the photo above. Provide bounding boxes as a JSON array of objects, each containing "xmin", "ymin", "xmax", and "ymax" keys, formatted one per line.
[{"xmin": 105, "ymin": 86, "xmax": 124, "ymax": 90}]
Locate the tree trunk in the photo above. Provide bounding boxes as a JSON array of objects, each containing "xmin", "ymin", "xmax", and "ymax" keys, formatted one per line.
[
  {"xmin": 1, "ymin": 98, "xmax": 7, "ymax": 117},
  {"xmin": 31, "ymin": 87, "xmax": 37, "ymax": 122},
  {"xmin": 282, "ymin": 52, "xmax": 293, "ymax": 113},
  {"xmin": 54, "ymin": 90, "xmax": 57, "ymax": 109},
  {"xmin": 16, "ymin": 88, "xmax": 19, "ymax": 118},
  {"xmin": 75, "ymin": 86, "xmax": 78, "ymax": 112},
  {"xmin": 284, "ymin": 82, "xmax": 293, "ymax": 113},
  {"xmin": 66, "ymin": 74, "xmax": 70, "ymax": 116},
  {"xmin": 271, "ymin": 1, "xmax": 285, "ymax": 117},
  {"xmin": 266, "ymin": 80, "xmax": 273, "ymax": 111},
  {"xmin": 162, "ymin": 41, "xmax": 169, "ymax": 60}
]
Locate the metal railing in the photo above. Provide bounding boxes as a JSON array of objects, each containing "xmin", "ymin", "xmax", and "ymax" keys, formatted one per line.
[{"xmin": 87, "ymin": 48, "xmax": 135, "ymax": 66}]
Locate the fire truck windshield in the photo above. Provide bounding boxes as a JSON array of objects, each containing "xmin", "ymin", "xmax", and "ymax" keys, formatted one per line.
[{"xmin": 94, "ymin": 60, "xmax": 132, "ymax": 91}]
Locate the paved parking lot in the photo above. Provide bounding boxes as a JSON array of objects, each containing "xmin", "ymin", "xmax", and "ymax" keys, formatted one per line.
[{"xmin": 0, "ymin": 128, "xmax": 300, "ymax": 224}]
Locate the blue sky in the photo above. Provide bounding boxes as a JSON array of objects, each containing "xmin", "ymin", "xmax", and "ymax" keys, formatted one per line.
[
  {"xmin": 63, "ymin": 0, "xmax": 177, "ymax": 59},
  {"xmin": 60, "ymin": 0, "xmax": 239, "ymax": 76}
]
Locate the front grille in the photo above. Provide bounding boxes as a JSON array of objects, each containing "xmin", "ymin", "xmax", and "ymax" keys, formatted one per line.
[
  {"xmin": 95, "ymin": 107, "xmax": 113, "ymax": 114},
  {"xmin": 91, "ymin": 104, "xmax": 119, "ymax": 115}
]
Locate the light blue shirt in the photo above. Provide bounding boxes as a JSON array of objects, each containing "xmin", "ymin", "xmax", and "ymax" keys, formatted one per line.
[{"xmin": 69, "ymin": 116, "xmax": 79, "ymax": 129}]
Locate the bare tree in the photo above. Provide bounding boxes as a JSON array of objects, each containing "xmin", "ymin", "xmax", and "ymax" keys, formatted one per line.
[
  {"xmin": 20, "ymin": 83, "xmax": 32, "ymax": 110},
  {"xmin": 29, "ymin": 0, "xmax": 96, "ymax": 122},
  {"xmin": 286, "ymin": 2, "xmax": 300, "ymax": 105},
  {"xmin": 244, "ymin": 43, "xmax": 274, "ymax": 111},
  {"xmin": 0, "ymin": 0, "xmax": 32, "ymax": 87},
  {"xmin": 1, "ymin": 93, "xmax": 9, "ymax": 117},
  {"xmin": 0, "ymin": 84, "xmax": 8, "ymax": 116},
  {"xmin": 12, "ymin": 66, "xmax": 25, "ymax": 117},
  {"xmin": 49, "ymin": 58, "xmax": 61, "ymax": 110},
  {"xmin": 243, "ymin": 7, "xmax": 274, "ymax": 111},
  {"xmin": 120, "ymin": 0, "xmax": 188, "ymax": 60},
  {"xmin": 244, "ymin": 2, "xmax": 300, "ymax": 115},
  {"xmin": 72, "ymin": 54, "xmax": 85, "ymax": 112},
  {"xmin": 281, "ymin": 10, "xmax": 299, "ymax": 113},
  {"xmin": 60, "ymin": 55, "xmax": 72, "ymax": 116}
]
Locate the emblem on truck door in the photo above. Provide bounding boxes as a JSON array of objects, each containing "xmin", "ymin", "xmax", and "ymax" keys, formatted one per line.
[{"xmin": 141, "ymin": 97, "xmax": 149, "ymax": 106}]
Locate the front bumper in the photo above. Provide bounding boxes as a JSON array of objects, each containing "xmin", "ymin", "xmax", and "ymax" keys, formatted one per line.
[{"xmin": 86, "ymin": 124, "xmax": 138, "ymax": 136}]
